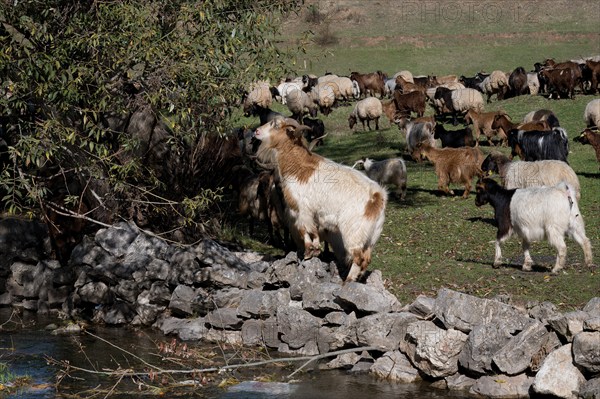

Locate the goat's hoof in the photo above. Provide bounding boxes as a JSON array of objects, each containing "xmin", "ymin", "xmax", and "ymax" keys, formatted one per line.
[
  {"xmin": 522, "ymin": 263, "xmax": 533, "ymax": 272},
  {"xmin": 493, "ymin": 262, "xmax": 502, "ymax": 269}
]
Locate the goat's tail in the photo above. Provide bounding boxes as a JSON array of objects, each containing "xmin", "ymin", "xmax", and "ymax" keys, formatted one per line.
[{"xmin": 556, "ymin": 181, "xmax": 583, "ymax": 222}]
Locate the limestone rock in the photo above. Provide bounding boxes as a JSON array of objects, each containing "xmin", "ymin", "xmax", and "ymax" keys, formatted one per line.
[
  {"xmin": 470, "ymin": 374, "xmax": 534, "ymax": 398},
  {"xmin": 402, "ymin": 320, "xmax": 468, "ymax": 378},
  {"xmin": 532, "ymin": 344, "xmax": 585, "ymax": 399},
  {"xmin": 572, "ymin": 331, "xmax": 600, "ymax": 373},
  {"xmin": 370, "ymin": 350, "xmax": 420, "ymax": 383}
]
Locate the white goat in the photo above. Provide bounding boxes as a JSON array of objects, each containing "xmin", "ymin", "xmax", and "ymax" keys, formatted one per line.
[
  {"xmin": 254, "ymin": 116, "xmax": 388, "ymax": 282},
  {"xmin": 475, "ymin": 178, "xmax": 593, "ymax": 273}
]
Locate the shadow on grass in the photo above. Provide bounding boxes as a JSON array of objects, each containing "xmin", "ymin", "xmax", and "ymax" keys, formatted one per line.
[
  {"xmin": 467, "ymin": 216, "xmax": 496, "ymax": 227},
  {"xmin": 579, "ymin": 171, "xmax": 600, "ymax": 179}
]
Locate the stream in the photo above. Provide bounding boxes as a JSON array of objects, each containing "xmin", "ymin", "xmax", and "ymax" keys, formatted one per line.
[{"xmin": 0, "ymin": 309, "xmax": 471, "ymax": 398}]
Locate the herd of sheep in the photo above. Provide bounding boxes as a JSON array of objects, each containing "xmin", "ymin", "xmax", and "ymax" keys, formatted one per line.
[{"xmin": 236, "ymin": 55, "xmax": 600, "ymax": 281}]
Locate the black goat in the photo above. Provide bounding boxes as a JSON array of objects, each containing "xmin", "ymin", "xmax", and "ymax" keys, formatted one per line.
[
  {"xmin": 507, "ymin": 127, "xmax": 569, "ymax": 163},
  {"xmin": 433, "ymin": 124, "xmax": 475, "ymax": 148}
]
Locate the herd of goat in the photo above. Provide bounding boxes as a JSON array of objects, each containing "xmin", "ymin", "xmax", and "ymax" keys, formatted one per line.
[{"xmin": 236, "ymin": 56, "xmax": 600, "ymax": 282}]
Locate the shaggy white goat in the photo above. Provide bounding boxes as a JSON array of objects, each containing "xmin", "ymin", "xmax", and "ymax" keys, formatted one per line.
[{"xmin": 475, "ymin": 178, "xmax": 593, "ymax": 273}]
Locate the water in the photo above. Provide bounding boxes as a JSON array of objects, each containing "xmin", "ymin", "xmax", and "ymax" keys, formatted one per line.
[{"xmin": 0, "ymin": 309, "xmax": 471, "ymax": 398}]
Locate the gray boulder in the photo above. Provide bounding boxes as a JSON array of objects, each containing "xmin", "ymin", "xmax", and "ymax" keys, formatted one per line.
[
  {"xmin": 237, "ymin": 289, "xmax": 291, "ymax": 319},
  {"xmin": 355, "ymin": 312, "xmax": 418, "ymax": 351},
  {"xmin": 277, "ymin": 306, "xmax": 322, "ymax": 350},
  {"xmin": 402, "ymin": 320, "xmax": 468, "ymax": 378},
  {"xmin": 580, "ymin": 377, "xmax": 600, "ymax": 399},
  {"xmin": 433, "ymin": 288, "xmax": 529, "ymax": 333},
  {"xmin": 572, "ymin": 331, "xmax": 600, "ymax": 373},
  {"xmin": 532, "ymin": 344, "xmax": 585, "ymax": 399},
  {"xmin": 548, "ymin": 310, "xmax": 589, "ymax": 342},
  {"xmin": 459, "ymin": 322, "xmax": 514, "ymax": 375},
  {"xmin": 335, "ymin": 282, "xmax": 402, "ymax": 314},
  {"xmin": 370, "ymin": 350, "xmax": 420, "ymax": 382},
  {"xmin": 470, "ymin": 374, "xmax": 534, "ymax": 398}
]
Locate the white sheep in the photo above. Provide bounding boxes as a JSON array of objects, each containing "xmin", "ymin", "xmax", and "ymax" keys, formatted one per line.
[
  {"xmin": 476, "ymin": 178, "xmax": 593, "ymax": 273},
  {"xmin": 478, "ymin": 70, "xmax": 509, "ymax": 102},
  {"xmin": 450, "ymin": 88, "xmax": 485, "ymax": 114},
  {"xmin": 332, "ymin": 76, "xmax": 358, "ymax": 101},
  {"xmin": 276, "ymin": 81, "xmax": 303, "ymax": 104},
  {"xmin": 309, "ymin": 83, "xmax": 336, "ymax": 115},
  {"xmin": 354, "ymin": 158, "xmax": 407, "ymax": 199},
  {"xmin": 243, "ymin": 80, "xmax": 272, "ymax": 114},
  {"xmin": 285, "ymin": 89, "xmax": 317, "ymax": 122},
  {"xmin": 481, "ymin": 152, "xmax": 581, "ymax": 200},
  {"xmin": 348, "ymin": 97, "xmax": 383, "ymax": 131},
  {"xmin": 584, "ymin": 98, "xmax": 600, "ymax": 129}
]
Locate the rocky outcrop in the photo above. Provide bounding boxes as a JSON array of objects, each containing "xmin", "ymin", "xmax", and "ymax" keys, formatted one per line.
[{"xmin": 2, "ymin": 219, "xmax": 599, "ymax": 398}]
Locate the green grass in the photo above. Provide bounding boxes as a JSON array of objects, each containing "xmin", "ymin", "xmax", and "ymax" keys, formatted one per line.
[{"xmin": 225, "ymin": 1, "xmax": 600, "ymax": 311}]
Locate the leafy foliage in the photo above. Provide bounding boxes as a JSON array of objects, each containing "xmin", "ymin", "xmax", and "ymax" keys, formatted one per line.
[{"xmin": 0, "ymin": 0, "xmax": 303, "ymax": 252}]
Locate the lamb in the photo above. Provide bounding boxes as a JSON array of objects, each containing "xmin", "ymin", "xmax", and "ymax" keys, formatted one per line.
[
  {"xmin": 412, "ymin": 141, "xmax": 483, "ymax": 198},
  {"xmin": 254, "ymin": 116, "xmax": 387, "ymax": 282},
  {"xmin": 433, "ymin": 124, "xmax": 475, "ymax": 148},
  {"xmin": 475, "ymin": 178, "xmax": 592, "ymax": 273},
  {"xmin": 353, "ymin": 157, "xmax": 407, "ymax": 200},
  {"xmin": 583, "ymin": 98, "xmax": 600, "ymax": 129},
  {"xmin": 405, "ymin": 121, "xmax": 436, "ymax": 157},
  {"xmin": 464, "ymin": 109, "xmax": 509, "ymax": 146},
  {"xmin": 434, "ymin": 87, "xmax": 485, "ymax": 125},
  {"xmin": 285, "ymin": 89, "xmax": 318, "ymax": 123},
  {"xmin": 574, "ymin": 129, "xmax": 600, "ymax": 165},
  {"xmin": 349, "ymin": 97, "xmax": 383, "ymax": 131},
  {"xmin": 481, "ymin": 152, "xmax": 581, "ymax": 200},
  {"xmin": 478, "ymin": 70, "xmax": 509, "ymax": 102}
]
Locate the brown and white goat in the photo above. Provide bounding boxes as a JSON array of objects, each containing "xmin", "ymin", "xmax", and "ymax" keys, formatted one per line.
[
  {"xmin": 254, "ymin": 116, "xmax": 388, "ymax": 282},
  {"xmin": 412, "ymin": 142, "xmax": 483, "ymax": 198}
]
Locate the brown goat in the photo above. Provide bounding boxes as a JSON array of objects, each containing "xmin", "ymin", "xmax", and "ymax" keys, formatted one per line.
[
  {"xmin": 574, "ymin": 128, "xmax": 600, "ymax": 165},
  {"xmin": 464, "ymin": 109, "xmax": 509, "ymax": 146},
  {"xmin": 412, "ymin": 141, "xmax": 483, "ymax": 198},
  {"xmin": 381, "ymin": 99, "xmax": 398, "ymax": 123},
  {"xmin": 395, "ymin": 76, "xmax": 426, "ymax": 94},
  {"xmin": 350, "ymin": 71, "xmax": 386, "ymax": 98}
]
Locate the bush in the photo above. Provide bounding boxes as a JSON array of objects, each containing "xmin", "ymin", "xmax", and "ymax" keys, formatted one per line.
[{"xmin": 0, "ymin": 1, "xmax": 303, "ymax": 256}]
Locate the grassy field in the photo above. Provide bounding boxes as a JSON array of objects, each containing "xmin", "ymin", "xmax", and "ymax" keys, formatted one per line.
[{"xmin": 226, "ymin": 0, "xmax": 600, "ymax": 311}]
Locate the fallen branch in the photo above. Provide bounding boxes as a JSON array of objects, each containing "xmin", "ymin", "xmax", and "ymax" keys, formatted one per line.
[{"xmin": 48, "ymin": 345, "xmax": 382, "ymax": 380}]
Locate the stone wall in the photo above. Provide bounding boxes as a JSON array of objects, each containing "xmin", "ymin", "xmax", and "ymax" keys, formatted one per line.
[{"xmin": 1, "ymin": 219, "xmax": 599, "ymax": 399}]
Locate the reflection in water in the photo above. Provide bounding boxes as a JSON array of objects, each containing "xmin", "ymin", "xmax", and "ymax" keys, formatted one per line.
[{"xmin": 0, "ymin": 309, "xmax": 470, "ymax": 398}]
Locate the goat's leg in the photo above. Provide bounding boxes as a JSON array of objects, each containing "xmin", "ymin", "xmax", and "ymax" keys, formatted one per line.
[
  {"xmin": 375, "ymin": 117, "xmax": 379, "ymax": 131},
  {"xmin": 548, "ymin": 232, "xmax": 567, "ymax": 274},
  {"xmin": 494, "ymin": 232, "xmax": 511, "ymax": 268},
  {"xmin": 462, "ymin": 180, "xmax": 471, "ymax": 199},
  {"xmin": 346, "ymin": 247, "xmax": 372, "ymax": 283},
  {"xmin": 522, "ymin": 239, "xmax": 534, "ymax": 271},
  {"xmin": 571, "ymin": 223, "xmax": 594, "ymax": 267}
]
